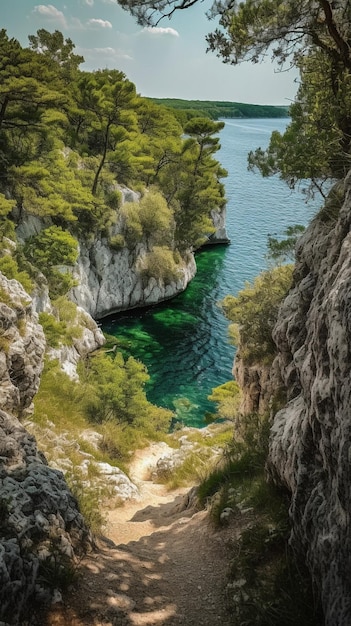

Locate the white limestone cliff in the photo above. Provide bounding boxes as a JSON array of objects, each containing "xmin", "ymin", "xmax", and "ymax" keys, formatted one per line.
[
  {"xmin": 15, "ymin": 187, "xmax": 226, "ymax": 320},
  {"xmin": 70, "ymin": 237, "xmax": 197, "ymax": 319}
]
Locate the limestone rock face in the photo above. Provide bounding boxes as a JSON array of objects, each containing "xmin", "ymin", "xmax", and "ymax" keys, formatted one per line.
[
  {"xmin": 0, "ymin": 409, "xmax": 89, "ymax": 625},
  {"xmin": 0, "ymin": 272, "xmax": 45, "ymax": 416},
  {"xmin": 70, "ymin": 238, "xmax": 197, "ymax": 319},
  {"xmin": 0, "ymin": 274, "xmax": 90, "ymax": 624},
  {"xmin": 233, "ymin": 354, "xmax": 278, "ymax": 415},
  {"xmin": 268, "ymin": 175, "xmax": 351, "ymax": 624},
  {"xmin": 15, "ymin": 187, "xmax": 226, "ymax": 320},
  {"xmin": 207, "ymin": 207, "xmax": 230, "ymax": 244},
  {"xmin": 47, "ymin": 306, "xmax": 105, "ymax": 379}
]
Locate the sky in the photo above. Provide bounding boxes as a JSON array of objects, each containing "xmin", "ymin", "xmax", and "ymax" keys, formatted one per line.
[{"xmin": 2, "ymin": 0, "xmax": 299, "ymax": 105}]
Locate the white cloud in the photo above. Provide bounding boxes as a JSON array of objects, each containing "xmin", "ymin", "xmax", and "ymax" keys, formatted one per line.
[
  {"xmin": 141, "ymin": 26, "xmax": 179, "ymax": 37},
  {"xmin": 33, "ymin": 4, "xmax": 67, "ymax": 27},
  {"xmin": 87, "ymin": 18, "xmax": 113, "ymax": 28},
  {"xmin": 80, "ymin": 46, "xmax": 133, "ymax": 62},
  {"xmin": 84, "ymin": 0, "xmax": 94, "ymax": 5}
]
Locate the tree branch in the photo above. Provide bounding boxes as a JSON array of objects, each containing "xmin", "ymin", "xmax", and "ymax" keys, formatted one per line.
[{"xmin": 319, "ymin": 0, "xmax": 351, "ymax": 69}]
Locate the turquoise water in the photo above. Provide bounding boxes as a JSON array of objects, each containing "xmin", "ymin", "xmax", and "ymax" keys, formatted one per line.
[{"xmin": 102, "ymin": 119, "xmax": 320, "ymax": 427}]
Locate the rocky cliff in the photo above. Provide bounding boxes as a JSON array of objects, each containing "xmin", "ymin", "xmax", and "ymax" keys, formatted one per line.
[
  {"xmin": 233, "ymin": 355, "xmax": 277, "ymax": 415},
  {"xmin": 16, "ymin": 187, "xmax": 227, "ymax": 320},
  {"xmin": 70, "ymin": 236, "xmax": 197, "ymax": 319},
  {"xmin": 0, "ymin": 273, "xmax": 90, "ymax": 625},
  {"xmin": 267, "ymin": 176, "xmax": 351, "ymax": 624}
]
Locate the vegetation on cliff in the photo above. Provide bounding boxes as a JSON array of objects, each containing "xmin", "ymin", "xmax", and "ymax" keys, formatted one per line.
[
  {"xmin": 0, "ymin": 27, "xmax": 226, "ymax": 295},
  {"xmin": 221, "ymin": 264, "xmax": 294, "ymax": 365}
]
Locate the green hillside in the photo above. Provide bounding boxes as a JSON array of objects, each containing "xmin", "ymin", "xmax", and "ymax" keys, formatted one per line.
[{"xmin": 149, "ymin": 98, "xmax": 290, "ymax": 122}]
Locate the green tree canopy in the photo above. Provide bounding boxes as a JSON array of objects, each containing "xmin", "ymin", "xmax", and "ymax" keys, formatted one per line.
[
  {"xmin": 118, "ymin": 0, "xmax": 351, "ymax": 193},
  {"xmin": 28, "ymin": 29, "xmax": 84, "ymax": 78},
  {"xmin": 174, "ymin": 117, "xmax": 227, "ymax": 249},
  {"xmin": 0, "ymin": 28, "xmax": 68, "ymax": 185},
  {"xmin": 24, "ymin": 226, "xmax": 78, "ymax": 296},
  {"xmin": 75, "ymin": 69, "xmax": 137, "ymax": 195}
]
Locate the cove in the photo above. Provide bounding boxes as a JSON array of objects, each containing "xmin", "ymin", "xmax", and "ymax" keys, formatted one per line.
[{"xmin": 102, "ymin": 119, "xmax": 320, "ymax": 427}]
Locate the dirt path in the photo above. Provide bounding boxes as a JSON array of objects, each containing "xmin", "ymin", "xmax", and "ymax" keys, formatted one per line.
[{"xmin": 45, "ymin": 443, "xmax": 239, "ymax": 626}]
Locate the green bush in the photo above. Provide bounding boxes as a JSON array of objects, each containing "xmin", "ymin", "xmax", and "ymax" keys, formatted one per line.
[
  {"xmin": 0, "ymin": 255, "xmax": 33, "ymax": 293},
  {"xmin": 221, "ymin": 265, "xmax": 293, "ymax": 364},
  {"xmin": 121, "ymin": 190, "xmax": 174, "ymax": 246},
  {"xmin": 81, "ymin": 351, "xmax": 172, "ymax": 432},
  {"xmin": 109, "ymin": 233, "xmax": 126, "ymax": 250},
  {"xmin": 39, "ymin": 312, "xmax": 81, "ymax": 347},
  {"xmin": 208, "ymin": 380, "xmax": 241, "ymax": 421},
  {"xmin": 197, "ymin": 412, "xmax": 270, "ymax": 510},
  {"xmin": 196, "ymin": 405, "xmax": 322, "ymax": 624},
  {"xmin": 0, "ymin": 194, "xmax": 16, "ymax": 240},
  {"xmin": 105, "ymin": 189, "xmax": 122, "ymax": 210},
  {"xmin": 137, "ymin": 246, "xmax": 182, "ymax": 283},
  {"xmin": 24, "ymin": 226, "xmax": 78, "ymax": 296}
]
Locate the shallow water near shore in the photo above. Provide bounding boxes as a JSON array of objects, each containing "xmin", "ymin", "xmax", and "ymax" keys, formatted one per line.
[{"xmin": 102, "ymin": 118, "xmax": 319, "ymax": 427}]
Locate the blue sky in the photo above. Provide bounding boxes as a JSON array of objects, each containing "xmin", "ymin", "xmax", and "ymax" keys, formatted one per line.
[{"xmin": 2, "ymin": 0, "xmax": 299, "ymax": 104}]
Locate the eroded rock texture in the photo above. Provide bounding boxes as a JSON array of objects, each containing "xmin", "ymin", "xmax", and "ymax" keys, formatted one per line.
[
  {"xmin": 0, "ymin": 272, "xmax": 45, "ymax": 416},
  {"xmin": 233, "ymin": 355, "xmax": 277, "ymax": 415},
  {"xmin": 0, "ymin": 274, "xmax": 89, "ymax": 624},
  {"xmin": 268, "ymin": 176, "xmax": 351, "ymax": 624},
  {"xmin": 70, "ymin": 237, "xmax": 197, "ymax": 319}
]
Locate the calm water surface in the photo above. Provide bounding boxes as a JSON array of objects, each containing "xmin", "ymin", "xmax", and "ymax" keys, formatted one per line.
[{"xmin": 102, "ymin": 119, "xmax": 320, "ymax": 427}]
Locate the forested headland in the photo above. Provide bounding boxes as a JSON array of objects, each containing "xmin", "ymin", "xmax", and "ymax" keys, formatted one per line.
[
  {"xmin": 0, "ymin": 28, "xmax": 229, "ymax": 298},
  {"xmin": 150, "ymin": 98, "xmax": 289, "ymax": 122}
]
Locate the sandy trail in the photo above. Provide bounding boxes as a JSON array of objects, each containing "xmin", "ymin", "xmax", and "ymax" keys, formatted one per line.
[{"xmin": 45, "ymin": 443, "xmax": 237, "ymax": 626}]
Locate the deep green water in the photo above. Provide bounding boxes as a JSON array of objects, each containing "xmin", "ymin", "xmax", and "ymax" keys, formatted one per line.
[
  {"xmin": 102, "ymin": 119, "xmax": 319, "ymax": 427},
  {"xmin": 103, "ymin": 245, "xmax": 232, "ymax": 427}
]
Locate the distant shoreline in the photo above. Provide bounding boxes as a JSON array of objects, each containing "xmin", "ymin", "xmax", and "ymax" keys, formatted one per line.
[{"xmin": 149, "ymin": 97, "xmax": 289, "ymax": 121}]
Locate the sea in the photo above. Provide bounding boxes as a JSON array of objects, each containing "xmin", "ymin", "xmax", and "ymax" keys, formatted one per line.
[{"xmin": 102, "ymin": 118, "xmax": 320, "ymax": 427}]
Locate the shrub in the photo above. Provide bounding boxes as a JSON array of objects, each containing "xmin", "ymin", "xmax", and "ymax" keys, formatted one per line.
[
  {"xmin": 221, "ymin": 265, "xmax": 293, "ymax": 364},
  {"xmin": 196, "ymin": 406, "xmax": 322, "ymax": 624},
  {"xmin": 105, "ymin": 189, "xmax": 122, "ymax": 210},
  {"xmin": 80, "ymin": 351, "xmax": 172, "ymax": 432},
  {"xmin": 0, "ymin": 194, "xmax": 16, "ymax": 240},
  {"xmin": 197, "ymin": 412, "xmax": 270, "ymax": 510},
  {"xmin": 39, "ymin": 296, "xmax": 83, "ymax": 348},
  {"xmin": 0, "ymin": 255, "xmax": 33, "ymax": 293},
  {"xmin": 65, "ymin": 468, "xmax": 106, "ymax": 534},
  {"xmin": 208, "ymin": 380, "xmax": 241, "ymax": 421},
  {"xmin": 109, "ymin": 233, "xmax": 126, "ymax": 250},
  {"xmin": 121, "ymin": 190, "xmax": 174, "ymax": 246},
  {"xmin": 24, "ymin": 226, "xmax": 78, "ymax": 296},
  {"xmin": 137, "ymin": 246, "xmax": 182, "ymax": 284}
]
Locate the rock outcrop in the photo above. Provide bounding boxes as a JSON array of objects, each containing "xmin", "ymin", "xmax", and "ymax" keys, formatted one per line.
[
  {"xmin": 207, "ymin": 206, "xmax": 230, "ymax": 245},
  {"xmin": 267, "ymin": 176, "xmax": 351, "ymax": 624},
  {"xmin": 0, "ymin": 274, "xmax": 90, "ymax": 624},
  {"xmin": 233, "ymin": 354, "xmax": 277, "ymax": 415},
  {"xmin": 70, "ymin": 237, "xmax": 197, "ymax": 319},
  {"xmin": 0, "ymin": 272, "xmax": 45, "ymax": 417},
  {"xmin": 46, "ymin": 305, "xmax": 105, "ymax": 379},
  {"xmin": 15, "ymin": 188, "xmax": 227, "ymax": 320}
]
